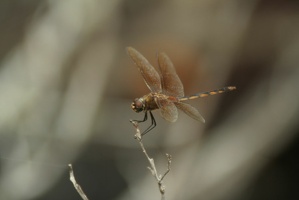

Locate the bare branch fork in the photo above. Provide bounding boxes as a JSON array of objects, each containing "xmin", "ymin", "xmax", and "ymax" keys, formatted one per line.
[
  {"xmin": 68, "ymin": 120, "xmax": 172, "ymax": 200},
  {"xmin": 130, "ymin": 120, "xmax": 172, "ymax": 199}
]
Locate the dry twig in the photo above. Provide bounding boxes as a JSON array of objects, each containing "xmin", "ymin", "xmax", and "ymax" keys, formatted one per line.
[
  {"xmin": 68, "ymin": 164, "xmax": 89, "ymax": 200},
  {"xmin": 130, "ymin": 120, "xmax": 172, "ymax": 200}
]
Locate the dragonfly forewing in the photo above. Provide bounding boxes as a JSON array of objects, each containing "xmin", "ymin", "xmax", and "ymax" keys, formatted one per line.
[{"xmin": 127, "ymin": 47, "xmax": 162, "ymax": 93}]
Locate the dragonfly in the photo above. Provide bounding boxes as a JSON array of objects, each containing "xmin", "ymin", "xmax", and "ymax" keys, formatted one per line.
[{"xmin": 127, "ymin": 46, "xmax": 236, "ymax": 135}]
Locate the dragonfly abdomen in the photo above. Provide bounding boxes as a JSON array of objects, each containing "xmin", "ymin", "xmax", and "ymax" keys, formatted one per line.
[{"xmin": 179, "ymin": 86, "xmax": 236, "ymax": 101}]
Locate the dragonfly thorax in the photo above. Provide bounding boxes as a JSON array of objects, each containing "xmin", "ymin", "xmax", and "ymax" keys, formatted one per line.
[{"xmin": 131, "ymin": 98, "xmax": 145, "ymax": 113}]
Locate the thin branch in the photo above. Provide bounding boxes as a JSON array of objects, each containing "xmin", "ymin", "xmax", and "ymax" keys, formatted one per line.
[
  {"xmin": 130, "ymin": 120, "xmax": 172, "ymax": 199},
  {"xmin": 68, "ymin": 164, "xmax": 89, "ymax": 200}
]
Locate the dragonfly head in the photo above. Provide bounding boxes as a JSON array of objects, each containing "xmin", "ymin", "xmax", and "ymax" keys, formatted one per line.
[{"xmin": 131, "ymin": 98, "xmax": 144, "ymax": 113}]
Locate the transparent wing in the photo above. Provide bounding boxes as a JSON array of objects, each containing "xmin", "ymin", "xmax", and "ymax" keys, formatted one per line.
[
  {"xmin": 127, "ymin": 47, "xmax": 162, "ymax": 93},
  {"xmin": 155, "ymin": 97, "xmax": 178, "ymax": 122},
  {"xmin": 157, "ymin": 52, "xmax": 184, "ymax": 97},
  {"xmin": 175, "ymin": 102, "xmax": 205, "ymax": 123}
]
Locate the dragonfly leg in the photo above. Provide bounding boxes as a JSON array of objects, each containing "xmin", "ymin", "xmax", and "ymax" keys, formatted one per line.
[
  {"xmin": 133, "ymin": 111, "xmax": 148, "ymax": 123},
  {"xmin": 141, "ymin": 111, "xmax": 156, "ymax": 136},
  {"xmin": 131, "ymin": 111, "xmax": 156, "ymax": 136}
]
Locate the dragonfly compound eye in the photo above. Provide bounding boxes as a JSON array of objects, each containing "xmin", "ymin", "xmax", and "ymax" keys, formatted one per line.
[{"xmin": 131, "ymin": 98, "xmax": 144, "ymax": 113}]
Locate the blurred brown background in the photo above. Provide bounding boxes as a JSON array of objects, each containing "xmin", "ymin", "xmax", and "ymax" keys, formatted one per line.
[{"xmin": 0, "ymin": 0, "xmax": 299, "ymax": 200}]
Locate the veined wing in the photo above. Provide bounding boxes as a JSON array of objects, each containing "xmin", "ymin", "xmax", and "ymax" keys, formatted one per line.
[
  {"xmin": 175, "ymin": 102, "xmax": 205, "ymax": 123},
  {"xmin": 157, "ymin": 52, "xmax": 184, "ymax": 97},
  {"xmin": 155, "ymin": 96, "xmax": 178, "ymax": 122},
  {"xmin": 127, "ymin": 47, "xmax": 162, "ymax": 93}
]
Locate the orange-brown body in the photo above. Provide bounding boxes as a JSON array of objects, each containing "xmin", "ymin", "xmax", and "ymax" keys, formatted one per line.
[
  {"xmin": 144, "ymin": 93, "xmax": 178, "ymax": 111},
  {"xmin": 131, "ymin": 93, "xmax": 180, "ymax": 113}
]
